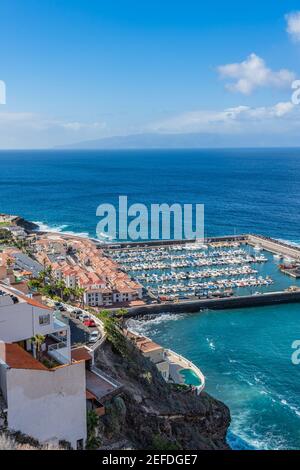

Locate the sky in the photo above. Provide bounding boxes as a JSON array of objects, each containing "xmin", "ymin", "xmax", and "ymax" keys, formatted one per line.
[{"xmin": 2, "ymin": 0, "xmax": 300, "ymax": 148}]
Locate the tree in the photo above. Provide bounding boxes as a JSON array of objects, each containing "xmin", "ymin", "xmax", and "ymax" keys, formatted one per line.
[
  {"xmin": 74, "ymin": 287, "xmax": 85, "ymax": 306},
  {"xmin": 86, "ymin": 410, "xmax": 100, "ymax": 449},
  {"xmin": 101, "ymin": 315, "xmax": 129, "ymax": 357},
  {"xmin": 31, "ymin": 334, "xmax": 45, "ymax": 361},
  {"xmin": 56, "ymin": 280, "xmax": 66, "ymax": 299},
  {"xmin": 115, "ymin": 308, "xmax": 128, "ymax": 328},
  {"xmin": 28, "ymin": 278, "xmax": 42, "ymax": 290},
  {"xmin": 116, "ymin": 308, "xmax": 128, "ymax": 316},
  {"xmin": 38, "ymin": 270, "xmax": 48, "ymax": 288}
]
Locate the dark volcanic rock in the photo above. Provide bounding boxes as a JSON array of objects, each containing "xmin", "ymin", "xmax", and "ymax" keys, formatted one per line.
[
  {"xmin": 94, "ymin": 337, "xmax": 231, "ymax": 450},
  {"xmin": 14, "ymin": 217, "xmax": 39, "ymax": 232}
]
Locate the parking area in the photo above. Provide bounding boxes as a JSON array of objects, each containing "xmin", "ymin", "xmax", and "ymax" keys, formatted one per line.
[{"xmin": 49, "ymin": 300, "xmax": 104, "ymax": 347}]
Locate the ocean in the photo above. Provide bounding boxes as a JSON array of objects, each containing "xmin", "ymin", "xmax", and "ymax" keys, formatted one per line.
[{"xmin": 1, "ymin": 148, "xmax": 300, "ymax": 449}]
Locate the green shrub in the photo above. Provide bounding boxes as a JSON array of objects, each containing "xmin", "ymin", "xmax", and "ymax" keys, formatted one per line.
[
  {"xmin": 86, "ymin": 410, "xmax": 100, "ymax": 450},
  {"xmin": 151, "ymin": 434, "xmax": 181, "ymax": 450}
]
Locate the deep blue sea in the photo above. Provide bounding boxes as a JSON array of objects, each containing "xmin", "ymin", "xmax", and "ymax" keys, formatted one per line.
[{"xmin": 1, "ymin": 148, "xmax": 300, "ymax": 449}]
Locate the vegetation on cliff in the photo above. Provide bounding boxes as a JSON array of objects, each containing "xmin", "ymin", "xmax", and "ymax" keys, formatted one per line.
[{"xmin": 93, "ymin": 319, "xmax": 231, "ymax": 450}]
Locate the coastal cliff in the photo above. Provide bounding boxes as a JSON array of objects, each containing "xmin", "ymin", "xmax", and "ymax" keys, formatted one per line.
[
  {"xmin": 14, "ymin": 216, "xmax": 39, "ymax": 232},
  {"xmin": 94, "ymin": 336, "xmax": 231, "ymax": 450}
]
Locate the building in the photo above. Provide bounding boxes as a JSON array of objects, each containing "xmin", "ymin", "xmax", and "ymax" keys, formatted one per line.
[
  {"xmin": 11, "ymin": 252, "xmax": 43, "ymax": 278},
  {"xmin": 32, "ymin": 234, "xmax": 143, "ymax": 307},
  {"xmin": 126, "ymin": 332, "xmax": 170, "ymax": 381},
  {"xmin": 6, "ymin": 226, "xmax": 27, "ymax": 240},
  {"xmin": 126, "ymin": 331, "xmax": 205, "ymax": 392},
  {"xmin": 0, "ymin": 282, "xmax": 87, "ymax": 449}
]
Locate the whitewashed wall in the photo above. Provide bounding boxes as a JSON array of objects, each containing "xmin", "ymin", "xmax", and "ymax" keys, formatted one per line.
[{"xmin": 6, "ymin": 361, "xmax": 87, "ymax": 448}]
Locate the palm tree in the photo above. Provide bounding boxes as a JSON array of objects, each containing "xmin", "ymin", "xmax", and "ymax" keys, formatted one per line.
[
  {"xmin": 63, "ymin": 286, "xmax": 72, "ymax": 302},
  {"xmin": 56, "ymin": 280, "xmax": 66, "ymax": 299},
  {"xmin": 38, "ymin": 270, "xmax": 48, "ymax": 288},
  {"xmin": 31, "ymin": 334, "xmax": 45, "ymax": 361},
  {"xmin": 74, "ymin": 287, "xmax": 85, "ymax": 307}
]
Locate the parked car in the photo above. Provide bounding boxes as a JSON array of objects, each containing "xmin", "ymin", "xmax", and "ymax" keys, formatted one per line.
[
  {"xmin": 83, "ymin": 319, "xmax": 96, "ymax": 328},
  {"xmin": 54, "ymin": 302, "xmax": 62, "ymax": 308},
  {"xmin": 89, "ymin": 330, "xmax": 101, "ymax": 343},
  {"xmin": 72, "ymin": 309, "xmax": 82, "ymax": 319},
  {"xmin": 79, "ymin": 313, "xmax": 90, "ymax": 322},
  {"xmin": 55, "ymin": 303, "xmax": 66, "ymax": 311}
]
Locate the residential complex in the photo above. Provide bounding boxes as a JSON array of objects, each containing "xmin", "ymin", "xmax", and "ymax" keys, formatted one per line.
[
  {"xmin": 32, "ymin": 234, "xmax": 143, "ymax": 307},
  {"xmin": 0, "ymin": 278, "xmax": 124, "ymax": 448},
  {"xmin": 0, "ymin": 217, "xmax": 207, "ymax": 449},
  {"xmin": 0, "ymin": 282, "xmax": 87, "ymax": 449},
  {"xmin": 125, "ymin": 331, "xmax": 205, "ymax": 393}
]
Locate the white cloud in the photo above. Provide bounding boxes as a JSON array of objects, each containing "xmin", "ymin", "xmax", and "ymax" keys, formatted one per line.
[
  {"xmin": 286, "ymin": 11, "xmax": 300, "ymax": 42},
  {"xmin": 0, "ymin": 112, "xmax": 107, "ymax": 148},
  {"xmin": 148, "ymin": 101, "xmax": 296, "ymax": 134},
  {"xmin": 0, "ymin": 112, "xmax": 105, "ymax": 131},
  {"xmin": 217, "ymin": 53, "xmax": 295, "ymax": 94},
  {"xmin": 59, "ymin": 121, "xmax": 106, "ymax": 131}
]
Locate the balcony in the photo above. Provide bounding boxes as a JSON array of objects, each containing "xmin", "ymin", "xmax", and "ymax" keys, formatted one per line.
[{"xmin": 48, "ymin": 340, "xmax": 69, "ymax": 365}]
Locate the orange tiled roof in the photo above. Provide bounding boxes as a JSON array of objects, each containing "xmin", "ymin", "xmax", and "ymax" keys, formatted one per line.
[
  {"xmin": 71, "ymin": 347, "xmax": 92, "ymax": 362},
  {"xmin": 0, "ymin": 283, "xmax": 52, "ymax": 310},
  {"xmin": 135, "ymin": 337, "xmax": 162, "ymax": 353},
  {"xmin": 0, "ymin": 343, "xmax": 48, "ymax": 371},
  {"xmin": 86, "ymin": 389, "xmax": 97, "ymax": 400}
]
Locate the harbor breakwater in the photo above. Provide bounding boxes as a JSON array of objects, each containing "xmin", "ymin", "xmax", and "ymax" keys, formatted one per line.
[
  {"xmin": 104, "ymin": 233, "xmax": 300, "ymax": 317},
  {"xmin": 121, "ymin": 290, "xmax": 300, "ymax": 317}
]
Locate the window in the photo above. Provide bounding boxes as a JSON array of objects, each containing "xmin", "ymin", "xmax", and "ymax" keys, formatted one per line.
[
  {"xmin": 76, "ymin": 439, "xmax": 84, "ymax": 450},
  {"xmin": 39, "ymin": 314, "xmax": 50, "ymax": 325}
]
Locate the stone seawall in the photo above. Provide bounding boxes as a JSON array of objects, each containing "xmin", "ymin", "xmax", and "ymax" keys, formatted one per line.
[
  {"xmin": 122, "ymin": 290, "xmax": 300, "ymax": 317},
  {"xmin": 247, "ymin": 234, "xmax": 300, "ymax": 260},
  {"xmin": 104, "ymin": 234, "xmax": 247, "ymax": 250}
]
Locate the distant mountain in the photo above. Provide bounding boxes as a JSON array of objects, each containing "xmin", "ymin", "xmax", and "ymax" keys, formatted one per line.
[{"xmin": 56, "ymin": 132, "xmax": 300, "ymax": 150}]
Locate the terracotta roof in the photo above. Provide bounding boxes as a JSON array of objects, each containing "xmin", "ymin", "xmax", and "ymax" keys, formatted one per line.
[
  {"xmin": 0, "ymin": 283, "xmax": 52, "ymax": 310},
  {"xmin": 19, "ymin": 294, "xmax": 52, "ymax": 310},
  {"xmin": 71, "ymin": 347, "xmax": 92, "ymax": 362},
  {"xmin": 86, "ymin": 389, "xmax": 97, "ymax": 400},
  {"xmin": 130, "ymin": 300, "xmax": 145, "ymax": 306},
  {"xmin": 137, "ymin": 339, "xmax": 162, "ymax": 353},
  {"xmin": 0, "ymin": 343, "xmax": 48, "ymax": 371}
]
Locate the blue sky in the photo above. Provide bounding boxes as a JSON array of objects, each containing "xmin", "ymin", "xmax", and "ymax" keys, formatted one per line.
[{"xmin": 1, "ymin": 0, "xmax": 300, "ymax": 148}]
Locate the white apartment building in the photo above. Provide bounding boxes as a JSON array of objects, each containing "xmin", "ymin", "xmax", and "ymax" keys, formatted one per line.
[{"xmin": 0, "ymin": 283, "xmax": 87, "ymax": 449}]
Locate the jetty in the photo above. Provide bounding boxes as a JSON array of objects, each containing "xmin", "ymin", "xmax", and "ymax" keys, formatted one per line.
[
  {"xmin": 3, "ymin": 212, "xmax": 300, "ymax": 316},
  {"xmin": 104, "ymin": 233, "xmax": 300, "ymax": 317}
]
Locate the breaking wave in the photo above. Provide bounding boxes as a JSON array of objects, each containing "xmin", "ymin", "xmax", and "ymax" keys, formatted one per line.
[
  {"xmin": 33, "ymin": 220, "xmax": 90, "ymax": 238},
  {"xmin": 127, "ymin": 312, "xmax": 186, "ymax": 336}
]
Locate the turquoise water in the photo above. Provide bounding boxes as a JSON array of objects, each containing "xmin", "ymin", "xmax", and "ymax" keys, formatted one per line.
[
  {"xmin": 1, "ymin": 148, "xmax": 300, "ymax": 449},
  {"xmin": 180, "ymin": 368, "xmax": 202, "ymax": 386},
  {"xmin": 128, "ymin": 306, "xmax": 300, "ymax": 450},
  {"xmin": 111, "ymin": 243, "xmax": 300, "ymax": 298}
]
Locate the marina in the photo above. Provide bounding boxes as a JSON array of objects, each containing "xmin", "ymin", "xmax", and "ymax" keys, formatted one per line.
[
  {"xmin": 105, "ymin": 237, "xmax": 299, "ymax": 302},
  {"xmin": 104, "ymin": 234, "xmax": 300, "ymax": 315}
]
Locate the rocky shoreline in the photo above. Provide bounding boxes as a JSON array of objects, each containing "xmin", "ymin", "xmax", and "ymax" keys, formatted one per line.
[{"xmin": 94, "ymin": 337, "xmax": 231, "ymax": 450}]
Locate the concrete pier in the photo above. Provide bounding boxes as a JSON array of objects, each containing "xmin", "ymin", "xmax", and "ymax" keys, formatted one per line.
[
  {"xmin": 247, "ymin": 234, "xmax": 300, "ymax": 260},
  {"xmin": 103, "ymin": 233, "xmax": 300, "ymax": 317},
  {"xmin": 111, "ymin": 290, "xmax": 300, "ymax": 317}
]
